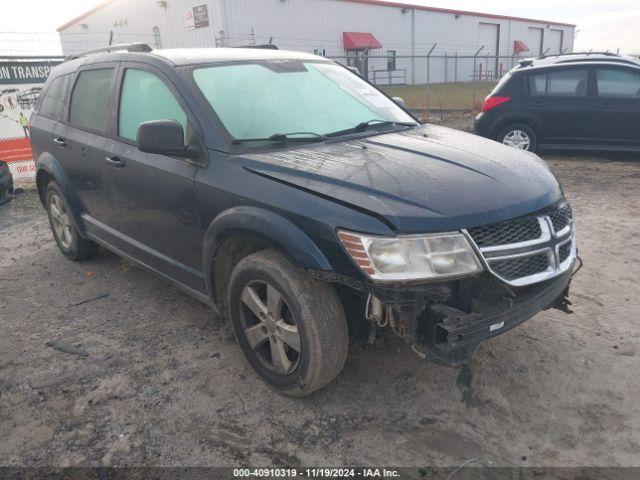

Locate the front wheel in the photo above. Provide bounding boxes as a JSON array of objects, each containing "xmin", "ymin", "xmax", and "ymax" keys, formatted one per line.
[
  {"xmin": 496, "ymin": 123, "xmax": 538, "ymax": 152},
  {"xmin": 228, "ymin": 250, "xmax": 349, "ymax": 397}
]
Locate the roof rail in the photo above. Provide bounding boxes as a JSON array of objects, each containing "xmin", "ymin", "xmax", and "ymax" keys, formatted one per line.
[
  {"xmin": 234, "ymin": 44, "xmax": 279, "ymax": 50},
  {"xmin": 67, "ymin": 43, "xmax": 152, "ymax": 61},
  {"xmin": 536, "ymin": 51, "xmax": 618, "ymax": 60}
]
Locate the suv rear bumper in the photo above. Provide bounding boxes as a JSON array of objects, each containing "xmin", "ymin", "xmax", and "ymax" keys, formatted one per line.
[{"xmin": 473, "ymin": 112, "xmax": 496, "ymax": 139}]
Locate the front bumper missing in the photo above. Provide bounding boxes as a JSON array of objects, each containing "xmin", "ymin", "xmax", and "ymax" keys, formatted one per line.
[
  {"xmin": 312, "ymin": 258, "xmax": 578, "ymax": 367},
  {"xmin": 429, "ymin": 268, "xmax": 572, "ymax": 351}
]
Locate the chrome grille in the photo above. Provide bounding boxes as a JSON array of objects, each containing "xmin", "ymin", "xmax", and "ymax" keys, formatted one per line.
[
  {"xmin": 466, "ymin": 203, "xmax": 576, "ymax": 287},
  {"xmin": 549, "ymin": 204, "xmax": 572, "ymax": 233},
  {"xmin": 559, "ymin": 242, "xmax": 572, "ymax": 263},
  {"xmin": 467, "ymin": 216, "xmax": 542, "ymax": 248},
  {"xmin": 492, "ymin": 253, "xmax": 550, "ymax": 281}
]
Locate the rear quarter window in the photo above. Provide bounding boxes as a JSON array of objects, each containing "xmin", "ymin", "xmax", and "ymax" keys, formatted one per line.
[
  {"xmin": 69, "ymin": 68, "xmax": 115, "ymax": 134},
  {"xmin": 38, "ymin": 74, "xmax": 72, "ymax": 120}
]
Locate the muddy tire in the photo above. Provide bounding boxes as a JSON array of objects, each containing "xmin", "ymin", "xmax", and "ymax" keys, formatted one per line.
[
  {"xmin": 45, "ymin": 182, "xmax": 98, "ymax": 261},
  {"xmin": 228, "ymin": 249, "xmax": 349, "ymax": 397}
]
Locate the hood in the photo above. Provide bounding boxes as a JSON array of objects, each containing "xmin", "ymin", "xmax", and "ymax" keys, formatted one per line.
[{"xmin": 240, "ymin": 124, "xmax": 563, "ymax": 233}]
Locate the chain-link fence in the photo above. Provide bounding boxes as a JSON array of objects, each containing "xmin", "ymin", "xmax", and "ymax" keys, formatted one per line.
[
  {"xmin": 327, "ymin": 53, "xmax": 527, "ymax": 113},
  {"xmin": 3, "ymin": 30, "xmax": 638, "ymax": 115}
]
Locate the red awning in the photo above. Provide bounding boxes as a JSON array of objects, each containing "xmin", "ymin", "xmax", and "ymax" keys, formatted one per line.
[
  {"xmin": 343, "ymin": 32, "xmax": 382, "ymax": 50},
  {"xmin": 513, "ymin": 40, "xmax": 530, "ymax": 53}
]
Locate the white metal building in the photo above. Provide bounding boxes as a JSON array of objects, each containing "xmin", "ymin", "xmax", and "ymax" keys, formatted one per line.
[{"xmin": 57, "ymin": 0, "xmax": 575, "ymax": 85}]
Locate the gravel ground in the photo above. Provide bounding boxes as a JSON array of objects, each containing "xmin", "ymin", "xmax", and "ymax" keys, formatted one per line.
[{"xmin": 1, "ymin": 124, "xmax": 639, "ymax": 469}]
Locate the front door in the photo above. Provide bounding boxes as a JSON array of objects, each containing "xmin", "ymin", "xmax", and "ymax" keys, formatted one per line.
[
  {"xmin": 103, "ymin": 64, "xmax": 206, "ymax": 293},
  {"xmin": 594, "ymin": 66, "xmax": 640, "ymax": 147}
]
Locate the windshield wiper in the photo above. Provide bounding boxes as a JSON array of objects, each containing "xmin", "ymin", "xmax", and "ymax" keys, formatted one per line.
[
  {"xmin": 326, "ymin": 119, "xmax": 418, "ymax": 138},
  {"xmin": 232, "ymin": 131, "xmax": 328, "ymax": 145}
]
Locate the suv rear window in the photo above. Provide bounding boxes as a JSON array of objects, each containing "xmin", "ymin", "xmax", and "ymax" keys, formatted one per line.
[
  {"xmin": 69, "ymin": 68, "xmax": 115, "ymax": 133},
  {"xmin": 39, "ymin": 74, "xmax": 71, "ymax": 120},
  {"xmin": 528, "ymin": 69, "xmax": 588, "ymax": 97}
]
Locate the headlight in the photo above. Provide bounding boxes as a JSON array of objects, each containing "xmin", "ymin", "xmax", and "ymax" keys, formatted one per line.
[{"xmin": 337, "ymin": 230, "xmax": 483, "ymax": 282}]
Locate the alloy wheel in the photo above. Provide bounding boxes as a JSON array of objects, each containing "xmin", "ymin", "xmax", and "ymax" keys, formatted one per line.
[
  {"xmin": 49, "ymin": 192, "xmax": 73, "ymax": 249},
  {"xmin": 502, "ymin": 129, "xmax": 531, "ymax": 150},
  {"xmin": 239, "ymin": 280, "xmax": 301, "ymax": 375}
]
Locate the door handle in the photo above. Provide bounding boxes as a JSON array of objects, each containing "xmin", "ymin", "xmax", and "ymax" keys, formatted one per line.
[
  {"xmin": 597, "ymin": 102, "xmax": 612, "ymax": 110},
  {"xmin": 529, "ymin": 100, "xmax": 544, "ymax": 108},
  {"xmin": 53, "ymin": 137, "xmax": 67, "ymax": 147},
  {"xmin": 104, "ymin": 156, "xmax": 126, "ymax": 168}
]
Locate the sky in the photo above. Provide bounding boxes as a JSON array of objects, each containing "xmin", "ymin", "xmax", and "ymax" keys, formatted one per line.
[{"xmin": 0, "ymin": 0, "xmax": 639, "ymax": 55}]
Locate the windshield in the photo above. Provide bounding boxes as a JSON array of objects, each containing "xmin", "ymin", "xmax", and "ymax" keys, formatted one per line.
[{"xmin": 192, "ymin": 60, "xmax": 415, "ymax": 142}]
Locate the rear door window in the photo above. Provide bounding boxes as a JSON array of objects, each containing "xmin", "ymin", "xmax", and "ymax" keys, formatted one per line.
[
  {"xmin": 69, "ymin": 68, "xmax": 115, "ymax": 134},
  {"xmin": 596, "ymin": 68, "xmax": 640, "ymax": 98},
  {"xmin": 118, "ymin": 68, "xmax": 187, "ymax": 142},
  {"xmin": 528, "ymin": 69, "xmax": 588, "ymax": 97},
  {"xmin": 528, "ymin": 73, "xmax": 547, "ymax": 96},
  {"xmin": 39, "ymin": 74, "xmax": 71, "ymax": 120}
]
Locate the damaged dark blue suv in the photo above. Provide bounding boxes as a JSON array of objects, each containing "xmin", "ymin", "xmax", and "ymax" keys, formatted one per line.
[{"xmin": 30, "ymin": 45, "xmax": 578, "ymax": 396}]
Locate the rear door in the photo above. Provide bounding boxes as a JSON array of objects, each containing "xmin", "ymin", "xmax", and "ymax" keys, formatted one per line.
[
  {"xmin": 103, "ymin": 62, "xmax": 206, "ymax": 292},
  {"xmin": 63, "ymin": 65, "xmax": 120, "ymax": 228},
  {"xmin": 594, "ymin": 66, "xmax": 640, "ymax": 147},
  {"xmin": 526, "ymin": 67, "xmax": 598, "ymax": 145}
]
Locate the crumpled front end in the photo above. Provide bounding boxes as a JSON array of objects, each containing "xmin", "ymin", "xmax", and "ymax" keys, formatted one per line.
[{"xmin": 314, "ymin": 201, "xmax": 579, "ymax": 366}]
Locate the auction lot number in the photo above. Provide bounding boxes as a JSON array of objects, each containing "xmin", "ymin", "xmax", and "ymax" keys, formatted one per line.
[{"xmin": 234, "ymin": 468, "xmax": 400, "ymax": 478}]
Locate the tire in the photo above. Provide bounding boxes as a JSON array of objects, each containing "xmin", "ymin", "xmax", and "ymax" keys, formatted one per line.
[
  {"xmin": 228, "ymin": 249, "xmax": 349, "ymax": 397},
  {"xmin": 45, "ymin": 181, "xmax": 99, "ymax": 261},
  {"xmin": 496, "ymin": 123, "xmax": 538, "ymax": 152}
]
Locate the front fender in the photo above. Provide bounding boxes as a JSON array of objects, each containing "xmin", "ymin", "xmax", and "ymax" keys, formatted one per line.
[
  {"xmin": 36, "ymin": 152, "xmax": 87, "ymax": 233},
  {"xmin": 202, "ymin": 206, "xmax": 333, "ymax": 302}
]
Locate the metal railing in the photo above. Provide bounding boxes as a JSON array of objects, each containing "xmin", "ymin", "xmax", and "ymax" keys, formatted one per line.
[{"xmin": 371, "ymin": 69, "xmax": 407, "ymax": 86}]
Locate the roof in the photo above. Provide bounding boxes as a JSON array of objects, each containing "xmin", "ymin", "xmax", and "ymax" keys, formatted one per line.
[
  {"xmin": 343, "ymin": 32, "xmax": 382, "ymax": 50},
  {"xmin": 50, "ymin": 48, "xmax": 326, "ymax": 77},
  {"xmin": 152, "ymin": 48, "xmax": 325, "ymax": 65},
  {"xmin": 518, "ymin": 53, "xmax": 640, "ymax": 70},
  {"xmin": 57, "ymin": 0, "xmax": 576, "ymax": 32}
]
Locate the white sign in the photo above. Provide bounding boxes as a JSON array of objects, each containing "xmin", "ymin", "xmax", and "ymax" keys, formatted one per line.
[{"xmin": 0, "ymin": 60, "xmax": 61, "ymax": 180}]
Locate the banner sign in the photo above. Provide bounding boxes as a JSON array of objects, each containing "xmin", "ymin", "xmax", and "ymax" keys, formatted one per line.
[{"xmin": 0, "ymin": 59, "xmax": 61, "ymax": 179}]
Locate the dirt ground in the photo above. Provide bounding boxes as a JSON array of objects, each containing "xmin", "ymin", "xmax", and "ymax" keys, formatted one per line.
[{"xmin": 1, "ymin": 119, "xmax": 640, "ymax": 469}]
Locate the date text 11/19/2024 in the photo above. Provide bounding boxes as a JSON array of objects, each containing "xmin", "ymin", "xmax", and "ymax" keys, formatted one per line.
[{"xmin": 233, "ymin": 468, "xmax": 401, "ymax": 478}]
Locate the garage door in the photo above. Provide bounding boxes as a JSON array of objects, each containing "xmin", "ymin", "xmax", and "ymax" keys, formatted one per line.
[
  {"xmin": 479, "ymin": 23, "xmax": 499, "ymax": 55},
  {"xmin": 528, "ymin": 27, "xmax": 544, "ymax": 56},
  {"xmin": 548, "ymin": 29, "xmax": 564, "ymax": 54},
  {"xmin": 478, "ymin": 23, "xmax": 500, "ymax": 79}
]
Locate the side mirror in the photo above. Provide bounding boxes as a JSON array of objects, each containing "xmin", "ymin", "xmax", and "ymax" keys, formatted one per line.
[
  {"xmin": 136, "ymin": 119, "xmax": 198, "ymax": 158},
  {"xmin": 392, "ymin": 97, "xmax": 405, "ymax": 108}
]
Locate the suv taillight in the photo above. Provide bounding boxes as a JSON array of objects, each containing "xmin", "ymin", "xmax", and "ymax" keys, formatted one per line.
[{"xmin": 481, "ymin": 96, "xmax": 511, "ymax": 112}]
